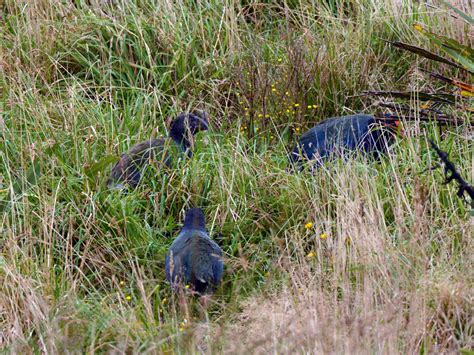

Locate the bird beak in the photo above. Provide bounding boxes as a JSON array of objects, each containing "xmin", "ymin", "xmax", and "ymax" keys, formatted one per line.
[
  {"xmin": 198, "ymin": 117, "xmax": 210, "ymax": 131},
  {"xmin": 394, "ymin": 120, "xmax": 406, "ymax": 137}
]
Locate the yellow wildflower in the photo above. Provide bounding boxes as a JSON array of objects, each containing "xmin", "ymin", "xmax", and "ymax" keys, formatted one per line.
[
  {"xmin": 161, "ymin": 298, "xmax": 167, "ymax": 304},
  {"xmin": 272, "ymin": 88, "xmax": 277, "ymax": 92},
  {"xmin": 413, "ymin": 24, "xmax": 423, "ymax": 32},
  {"xmin": 119, "ymin": 280, "xmax": 125, "ymax": 286},
  {"xmin": 294, "ymin": 103, "xmax": 300, "ymax": 107},
  {"xmin": 258, "ymin": 113, "xmax": 263, "ymax": 118},
  {"xmin": 304, "ymin": 222, "xmax": 313, "ymax": 229},
  {"xmin": 312, "ymin": 105, "xmax": 318, "ymax": 109},
  {"xmin": 125, "ymin": 295, "xmax": 131, "ymax": 301},
  {"xmin": 179, "ymin": 327, "xmax": 184, "ymax": 332},
  {"xmin": 286, "ymin": 109, "xmax": 290, "ymax": 113},
  {"xmin": 185, "ymin": 284, "xmax": 190, "ymax": 289},
  {"xmin": 307, "ymin": 105, "xmax": 312, "ymax": 109},
  {"xmin": 277, "ymin": 58, "xmax": 283, "ymax": 62},
  {"xmin": 306, "ymin": 251, "xmax": 316, "ymax": 258},
  {"xmin": 295, "ymin": 127, "xmax": 301, "ymax": 132},
  {"xmin": 320, "ymin": 233, "xmax": 328, "ymax": 240},
  {"xmin": 285, "ymin": 91, "xmax": 290, "ymax": 96}
]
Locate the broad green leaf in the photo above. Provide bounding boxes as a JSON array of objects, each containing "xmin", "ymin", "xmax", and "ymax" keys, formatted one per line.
[
  {"xmin": 85, "ymin": 155, "xmax": 119, "ymax": 178},
  {"xmin": 439, "ymin": 46, "xmax": 474, "ymax": 73},
  {"xmin": 413, "ymin": 24, "xmax": 474, "ymax": 73},
  {"xmin": 440, "ymin": 0, "xmax": 474, "ymax": 25},
  {"xmin": 388, "ymin": 41, "xmax": 464, "ymax": 70},
  {"xmin": 12, "ymin": 160, "xmax": 41, "ymax": 194}
]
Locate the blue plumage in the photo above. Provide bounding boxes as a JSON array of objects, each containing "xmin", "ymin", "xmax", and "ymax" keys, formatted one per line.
[
  {"xmin": 107, "ymin": 111, "xmax": 209, "ymax": 189},
  {"xmin": 289, "ymin": 114, "xmax": 396, "ymax": 167},
  {"xmin": 165, "ymin": 208, "xmax": 223, "ymax": 295}
]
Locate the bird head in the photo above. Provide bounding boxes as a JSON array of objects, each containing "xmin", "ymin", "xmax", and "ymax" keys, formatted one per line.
[
  {"xmin": 170, "ymin": 111, "xmax": 209, "ymax": 141},
  {"xmin": 383, "ymin": 119, "xmax": 405, "ymax": 138}
]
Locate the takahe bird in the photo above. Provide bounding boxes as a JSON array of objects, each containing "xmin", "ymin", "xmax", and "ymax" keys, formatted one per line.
[
  {"xmin": 107, "ymin": 111, "xmax": 209, "ymax": 189},
  {"xmin": 289, "ymin": 114, "xmax": 399, "ymax": 167},
  {"xmin": 165, "ymin": 208, "xmax": 224, "ymax": 295}
]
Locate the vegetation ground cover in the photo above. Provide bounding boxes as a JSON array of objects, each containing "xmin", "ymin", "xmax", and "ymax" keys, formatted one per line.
[{"xmin": 0, "ymin": 0, "xmax": 472, "ymax": 353}]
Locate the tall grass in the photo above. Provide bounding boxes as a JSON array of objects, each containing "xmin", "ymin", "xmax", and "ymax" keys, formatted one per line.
[{"xmin": 0, "ymin": 0, "xmax": 472, "ymax": 353}]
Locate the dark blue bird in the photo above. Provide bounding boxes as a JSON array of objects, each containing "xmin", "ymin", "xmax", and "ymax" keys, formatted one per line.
[
  {"xmin": 289, "ymin": 114, "xmax": 399, "ymax": 167},
  {"xmin": 165, "ymin": 208, "xmax": 224, "ymax": 295},
  {"xmin": 107, "ymin": 111, "xmax": 209, "ymax": 189}
]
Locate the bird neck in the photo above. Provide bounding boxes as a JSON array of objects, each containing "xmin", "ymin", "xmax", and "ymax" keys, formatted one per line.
[
  {"xmin": 183, "ymin": 209, "xmax": 207, "ymax": 232},
  {"xmin": 169, "ymin": 125, "xmax": 192, "ymax": 151}
]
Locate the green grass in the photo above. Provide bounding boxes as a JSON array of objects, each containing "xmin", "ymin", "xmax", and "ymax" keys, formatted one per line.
[{"xmin": 0, "ymin": 0, "xmax": 472, "ymax": 352}]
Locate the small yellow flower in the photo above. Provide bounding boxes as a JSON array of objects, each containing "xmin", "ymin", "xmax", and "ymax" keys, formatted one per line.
[
  {"xmin": 272, "ymin": 88, "xmax": 277, "ymax": 92},
  {"xmin": 255, "ymin": 127, "xmax": 259, "ymax": 131},
  {"xmin": 413, "ymin": 24, "xmax": 423, "ymax": 32},
  {"xmin": 271, "ymin": 84, "xmax": 275, "ymax": 87},
  {"xmin": 312, "ymin": 105, "xmax": 318, "ymax": 109},
  {"xmin": 294, "ymin": 103, "xmax": 300, "ymax": 107},
  {"xmin": 161, "ymin": 298, "xmax": 167, "ymax": 304},
  {"xmin": 119, "ymin": 281, "xmax": 125, "ymax": 286},
  {"xmin": 295, "ymin": 127, "xmax": 301, "ymax": 132},
  {"xmin": 307, "ymin": 105, "xmax": 312, "ymax": 109},
  {"xmin": 179, "ymin": 327, "xmax": 184, "ymax": 332},
  {"xmin": 258, "ymin": 113, "xmax": 263, "ymax": 118},
  {"xmin": 125, "ymin": 295, "xmax": 131, "ymax": 301},
  {"xmin": 185, "ymin": 284, "xmax": 190, "ymax": 289},
  {"xmin": 306, "ymin": 251, "xmax": 316, "ymax": 258},
  {"xmin": 304, "ymin": 222, "xmax": 313, "ymax": 229},
  {"xmin": 320, "ymin": 233, "xmax": 328, "ymax": 240},
  {"xmin": 244, "ymin": 107, "xmax": 249, "ymax": 111},
  {"xmin": 286, "ymin": 109, "xmax": 290, "ymax": 113},
  {"xmin": 270, "ymin": 135, "xmax": 274, "ymax": 139},
  {"xmin": 285, "ymin": 91, "xmax": 290, "ymax": 96},
  {"xmin": 236, "ymin": 92, "xmax": 240, "ymax": 96},
  {"xmin": 265, "ymin": 114, "xmax": 270, "ymax": 118},
  {"xmin": 277, "ymin": 58, "xmax": 283, "ymax": 62}
]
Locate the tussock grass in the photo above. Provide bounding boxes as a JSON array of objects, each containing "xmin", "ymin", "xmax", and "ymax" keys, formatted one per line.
[{"xmin": 1, "ymin": 0, "xmax": 472, "ymax": 353}]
